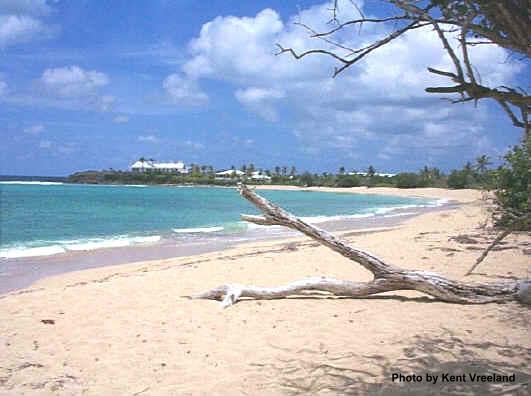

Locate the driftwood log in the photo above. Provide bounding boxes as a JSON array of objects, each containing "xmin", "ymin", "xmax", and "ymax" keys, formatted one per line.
[{"xmin": 194, "ymin": 184, "xmax": 530, "ymax": 308}]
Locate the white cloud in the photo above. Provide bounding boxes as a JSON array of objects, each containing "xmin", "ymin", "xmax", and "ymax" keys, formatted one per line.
[
  {"xmin": 36, "ymin": 65, "xmax": 116, "ymax": 112},
  {"xmin": 234, "ymin": 87, "xmax": 284, "ymax": 121},
  {"xmin": 174, "ymin": 1, "xmax": 524, "ymax": 164},
  {"xmin": 181, "ymin": 6, "xmax": 337, "ymax": 84},
  {"xmin": 138, "ymin": 135, "xmax": 159, "ymax": 143},
  {"xmin": 113, "ymin": 115, "xmax": 129, "ymax": 124},
  {"xmin": 183, "ymin": 9, "xmax": 284, "ymax": 81},
  {"xmin": 163, "ymin": 73, "xmax": 208, "ymax": 105},
  {"xmin": 0, "ymin": 0, "xmax": 57, "ymax": 48},
  {"xmin": 24, "ymin": 124, "xmax": 44, "ymax": 134},
  {"xmin": 41, "ymin": 65, "xmax": 109, "ymax": 97},
  {"xmin": 0, "ymin": 14, "xmax": 48, "ymax": 48}
]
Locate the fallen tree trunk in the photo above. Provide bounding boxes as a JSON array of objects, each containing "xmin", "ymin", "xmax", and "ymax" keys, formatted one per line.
[{"xmin": 194, "ymin": 184, "xmax": 530, "ymax": 308}]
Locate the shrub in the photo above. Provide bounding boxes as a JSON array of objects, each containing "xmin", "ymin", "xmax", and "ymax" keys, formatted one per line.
[
  {"xmin": 299, "ymin": 172, "xmax": 314, "ymax": 187},
  {"xmin": 494, "ymin": 138, "xmax": 530, "ymax": 230},
  {"xmin": 394, "ymin": 172, "xmax": 425, "ymax": 188},
  {"xmin": 447, "ymin": 170, "xmax": 469, "ymax": 189},
  {"xmin": 336, "ymin": 174, "xmax": 360, "ymax": 187}
]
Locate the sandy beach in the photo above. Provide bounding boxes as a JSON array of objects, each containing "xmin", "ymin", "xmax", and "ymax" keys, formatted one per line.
[
  {"xmin": 1, "ymin": 187, "xmax": 529, "ymax": 395},
  {"xmin": 255, "ymin": 184, "xmax": 483, "ymax": 203}
]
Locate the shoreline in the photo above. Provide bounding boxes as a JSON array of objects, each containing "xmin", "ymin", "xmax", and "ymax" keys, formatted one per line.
[
  {"xmin": 0, "ymin": 203, "xmax": 453, "ymax": 295},
  {"xmin": 0, "ymin": 186, "xmax": 467, "ymax": 295}
]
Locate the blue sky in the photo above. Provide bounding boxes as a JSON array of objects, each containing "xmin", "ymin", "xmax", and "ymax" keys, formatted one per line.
[{"xmin": 0, "ymin": 0, "xmax": 528, "ymax": 176}]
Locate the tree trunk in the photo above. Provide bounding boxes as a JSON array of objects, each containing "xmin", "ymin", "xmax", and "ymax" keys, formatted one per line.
[{"xmin": 194, "ymin": 184, "xmax": 530, "ymax": 308}]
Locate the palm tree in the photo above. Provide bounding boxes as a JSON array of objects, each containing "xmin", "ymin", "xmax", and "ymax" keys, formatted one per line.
[
  {"xmin": 339, "ymin": 166, "xmax": 345, "ymax": 175},
  {"xmin": 420, "ymin": 165, "xmax": 431, "ymax": 182},
  {"xmin": 248, "ymin": 163, "xmax": 255, "ymax": 176},
  {"xmin": 367, "ymin": 165, "xmax": 376, "ymax": 177},
  {"xmin": 463, "ymin": 161, "xmax": 473, "ymax": 175},
  {"xmin": 475, "ymin": 155, "xmax": 491, "ymax": 174},
  {"xmin": 290, "ymin": 166, "xmax": 296, "ymax": 176},
  {"xmin": 275, "ymin": 166, "xmax": 281, "ymax": 176},
  {"xmin": 138, "ymin": 157, "xmax": 146, "ymax": 172}
]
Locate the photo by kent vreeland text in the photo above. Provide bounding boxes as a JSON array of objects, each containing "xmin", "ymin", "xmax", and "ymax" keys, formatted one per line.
[{"xmin": 392, "ymin": 372, "xmax": 517, "ymax": 385}]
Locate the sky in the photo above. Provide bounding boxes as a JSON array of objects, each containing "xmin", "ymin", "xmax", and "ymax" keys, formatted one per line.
[{"xmin": 0, "ymin": 0, "xmax": 529, "ymax": 176}]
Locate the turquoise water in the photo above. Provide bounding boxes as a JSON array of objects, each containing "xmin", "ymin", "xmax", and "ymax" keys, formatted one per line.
[{"xmin": 0, "ymin": 182, "xmax": 436, "ymax": 258}]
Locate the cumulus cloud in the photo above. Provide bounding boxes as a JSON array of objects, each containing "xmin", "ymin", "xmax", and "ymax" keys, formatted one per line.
[
  {"xmin": 172, "ymin": 0, "xmax": 524, "ymax": 166},
  {"xmin": 32, "ymin": 66, "xmax": 118, "ymax": 112},
  {"xmin": 41, "ymin": 65, "xmax": 109, "ymax": 97},
  {"xmin": 377, "ymin": 120, "xmax": 492, "ymax": 165},
  {"xmin": 163, "ymin": 73, "xmax": 208, "ymax": 106},
  {"xmin": 183, "ymin": 9, "xmax": 284, "ymax": 81},
  {"xmin": 0, "ymin": 15, "xmax": 47, "ymax": 47},
  {"xmin": 113, "ymin": 115, "xmax": 129, "ymax": 124},
  {"xmin": 0, "ymin": 1, "xmax": 57, "ymax": 48}
]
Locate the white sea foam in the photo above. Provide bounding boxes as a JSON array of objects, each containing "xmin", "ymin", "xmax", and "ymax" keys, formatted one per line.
[
  {"xmin": 0, "ymin": 181, "xmax": 63, "ymax": 185},
  {"xmin": 0, "ymin": 245, "xmax": 66, "ymax": 259},
  {"xmin": 63, "ymin": 235, "xmax": 161, "ymax": 251},
  {"xmin": 301, "ymin": 213, "xmax": 375, "ymax": 224},
  {"xmin": 63, "ymin": 240, "xmax": 129, "ymax": 251},
  {"xmin": 244, "ymin": 201, "xmax": 435, "ymax": 228},
  {"xmin": 435, "ymin": 198, "xmax": 449, "ymax": 206},
  {"xmin": 173, "ymin": 226, "xmax": 224, "ymax": 234},
  {"xmin": 0, "ymin": 235, "xmax": 161, "ymax": 258},
  {"xmin": 383, "ymin": 211, "xmax": 418, "ymax": 218}
]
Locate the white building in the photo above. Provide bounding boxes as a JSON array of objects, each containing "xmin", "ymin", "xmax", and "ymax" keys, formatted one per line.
[
  {"xmin": 349, "ymin": 171, "xmax": 396, "ymax": 177},
  {"xmin": 250, "ymin": 171, "xmax": 271, "ymax": 181},
  {"xmin": 130, "ymin": 160, "xmax": 188, "ymax": 174},
  {"xmin": 215, "ymin": 169, "xmax": 245, "ymax": 178}
]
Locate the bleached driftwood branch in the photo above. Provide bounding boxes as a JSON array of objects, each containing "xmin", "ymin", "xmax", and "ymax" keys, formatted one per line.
[{"xmin": 194, "ymin": 184, "xmax": 530, "ymax": 308}]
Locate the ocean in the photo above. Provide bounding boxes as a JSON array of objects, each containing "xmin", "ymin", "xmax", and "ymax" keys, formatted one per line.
[{"xmin": 0, "ymin": 182, "xmax": 441, "ymax": 260}]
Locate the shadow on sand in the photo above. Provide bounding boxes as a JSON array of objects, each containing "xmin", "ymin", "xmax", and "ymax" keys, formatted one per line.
[{"xmin": 259, "ymin": 330, "xmax": 530, "ymax": 395}]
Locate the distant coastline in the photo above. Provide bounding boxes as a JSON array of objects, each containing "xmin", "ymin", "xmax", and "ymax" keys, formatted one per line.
[
  {"xmin": 0, "ymin": 175, "xmax": 67, "ymax": 183},
  {"xmin": 1, "ymin": 154, "xmax": 495, "ymax": 193},
  {"xmin": 29, "ymin": 163, "xmax": 491, "ymax": 190}
]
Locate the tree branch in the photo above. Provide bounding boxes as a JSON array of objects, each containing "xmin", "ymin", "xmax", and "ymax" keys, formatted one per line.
[
  {"xmin": 275, "ymin": 44, "xmax": 350, "ymax": 64},
  {"xmin": 193, "ymin": 185, "xmax": 530, "ymax": 308}
]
